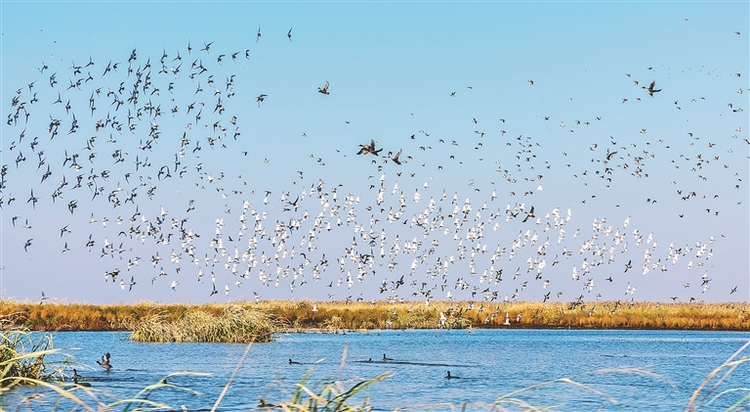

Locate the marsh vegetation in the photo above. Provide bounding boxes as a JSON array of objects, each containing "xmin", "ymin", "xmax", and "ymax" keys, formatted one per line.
[{"xmin": 1, "ymin": 300, "xmax": 748, "ymax": 334}]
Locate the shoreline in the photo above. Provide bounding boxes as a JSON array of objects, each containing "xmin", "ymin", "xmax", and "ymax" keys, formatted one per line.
[{"xmin": 2, "ymin": 300, "xmax": 749, "ymax": 332}]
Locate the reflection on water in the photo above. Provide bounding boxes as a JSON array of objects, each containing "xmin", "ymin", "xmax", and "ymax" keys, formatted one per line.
[{"xmin": 3, "ymin": 329, "xmax": 749, "ymax": 411}]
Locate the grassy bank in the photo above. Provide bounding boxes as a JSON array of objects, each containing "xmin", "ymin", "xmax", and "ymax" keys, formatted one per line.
[{"xmin": 1, "ymin": 300, "xmax": 748, "ymax": 332}]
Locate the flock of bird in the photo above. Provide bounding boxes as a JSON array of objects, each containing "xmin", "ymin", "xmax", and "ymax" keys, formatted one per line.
[{"xmin": 2, "ymin": 27, "xmax": 747, "ymax": 306}]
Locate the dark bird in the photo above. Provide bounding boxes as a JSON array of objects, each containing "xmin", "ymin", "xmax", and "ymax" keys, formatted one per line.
[
  {"xmin": 643, "ymin": 80, "xmax": 661, "ymax": 97},
  {"xmin": 522, "ymin": 206, "xmax": 535, "ymax": 223},
  {"xmin": 200, "ymin": 41, "xmax": 214, "ymax": 54},
  {"xmin": 357, "ymin": 140, "xmax": 382, "ymax": 156},
  {"xmin": 72, "ymin": 369, "xmax": 91, "ymax": 387},
  {"xmin": 317, "ymin": 81, "xmax": 329, "ymax": 95},
  {"xmin": 446, "ymin": 371, "xmax": 460, "ymax": 379},
  {"xmin": 96, "ymin": 353, "xmax": 113, "ymax": 371},
  {"xmin": 390, "ymin": 149, "xmax": 403, "ymax": 165},
  {"xmin": 287, "ymin": 27, "xmax": 293, "ymax": 41}
]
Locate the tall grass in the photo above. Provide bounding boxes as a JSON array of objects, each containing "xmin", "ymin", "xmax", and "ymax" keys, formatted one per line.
[
  {"xmin": 1, "ymin": 300, "xmax": 749, "ymax": 332},
  {"xmin": 127, "ymin": 305, "xmax": 280, "ymax": 343},
  {"xmin": 258, "ymin": 300, "xmax": 750, "ymax": 331},
  {"xmin": 0, "ymin": 313, "xmax": 65, "ymax": 392}
]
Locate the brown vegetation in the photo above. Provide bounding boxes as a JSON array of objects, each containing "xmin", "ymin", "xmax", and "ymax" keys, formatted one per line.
[
  {"xmin": 0, "ymin": 300, "xmax": 748, "ymax": 332},
  {"xmin": 128, "ymin": 305, "xmax": 279, "ymax": 343}
]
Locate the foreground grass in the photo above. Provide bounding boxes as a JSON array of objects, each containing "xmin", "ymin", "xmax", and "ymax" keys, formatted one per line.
[
  {"xmin": 1, "ymin": 300, "xmax": 748, "ymax": 332},
  {"xmin": 0, "ymin": 314, "xmax": 64, "ymax": 391}
]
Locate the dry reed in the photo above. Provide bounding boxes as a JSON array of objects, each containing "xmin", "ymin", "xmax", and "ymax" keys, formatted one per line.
[
  {"xmin": 1, "ymin": 300, "xmax": 748, "ymax": 333},
  {"xmin": 1, "ymin": 313, "xmax": 66, "ymax": 391},
  {"xmin": 128, "ymin": 305, "xmax": 279, "ymax": 343}
]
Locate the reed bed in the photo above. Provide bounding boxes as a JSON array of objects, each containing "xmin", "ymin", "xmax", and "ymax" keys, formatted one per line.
[
  {"xmin": 1, "ymin": 300, "xmax": 749, "ymax": 332},
  {"xmin": 128, "ymin": 305, "xmax": 279, "ymax": 343}
]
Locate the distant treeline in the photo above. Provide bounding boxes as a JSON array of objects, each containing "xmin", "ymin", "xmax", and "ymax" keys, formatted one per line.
[{"xmin": 1, "ymin": 300, "xmax": 748, "ymax": 332}]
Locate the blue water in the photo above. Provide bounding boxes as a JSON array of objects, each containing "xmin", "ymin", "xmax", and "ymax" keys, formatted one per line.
[{"xmin": 3, "ymin": 329, "xmax": 749, "ymax": 411}]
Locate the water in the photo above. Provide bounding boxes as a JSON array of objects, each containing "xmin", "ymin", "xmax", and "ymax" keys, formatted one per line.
[{"xmin": 4, "ymin": 329, "xmax": 749, "ymax": 411}]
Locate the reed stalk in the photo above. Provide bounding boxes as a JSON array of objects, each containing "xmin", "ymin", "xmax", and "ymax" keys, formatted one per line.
[{"xmin": 1, "ymin": 313, "xmax": 67, "ymax": 392}]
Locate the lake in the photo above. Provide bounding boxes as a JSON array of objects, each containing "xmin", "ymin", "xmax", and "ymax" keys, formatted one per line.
[{"xmin": 3, "ymin": 329, "xmax": 749, "ymax": 411}]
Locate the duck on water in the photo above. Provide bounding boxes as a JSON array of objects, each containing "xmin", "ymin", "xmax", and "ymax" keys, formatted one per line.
[
  {"xmin": 97, "ymin": 353, "xmax": 113, "ymax": 371},
  {"xmin": 71, "ymin": 369, "xmax": 91, "ymax": 387}
]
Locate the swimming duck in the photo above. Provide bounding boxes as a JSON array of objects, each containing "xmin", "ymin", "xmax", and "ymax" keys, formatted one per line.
[
  {"xmin": 288, "ymin": 359, "xmax": 301, "ymax": 365},
  {"xmin": 446, "ymin": 371, "xmax": 460, "ymax": 379},
  {"xmin": 73, "ymin": 377, "xmax": 91, "ymax": 387},
  {"xmin": 72, "ymin": 369, "xmax": 91, "ymax": 387}
]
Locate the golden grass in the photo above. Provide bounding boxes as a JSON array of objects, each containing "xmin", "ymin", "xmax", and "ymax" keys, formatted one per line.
[
  {"xmin": 1, "ymin": 313, "xmax": 68, "ymax": 391},
  {"xmin": 1, "ymin": 300, "xmax": 748, "ymax": 332},
  {"xmin": 127, "ymin": 305, "xmax": 279, "ymax": 343}
]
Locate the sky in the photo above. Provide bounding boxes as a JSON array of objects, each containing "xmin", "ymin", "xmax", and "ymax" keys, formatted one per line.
[{"xmin": 0, "ymin": 1, "xmax": 748, "ymax": 305}]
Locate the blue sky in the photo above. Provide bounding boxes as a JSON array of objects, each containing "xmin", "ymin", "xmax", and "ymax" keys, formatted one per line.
[{"xmin": 1, "ymin": 1, "xmax": 748, "ymax": 304}]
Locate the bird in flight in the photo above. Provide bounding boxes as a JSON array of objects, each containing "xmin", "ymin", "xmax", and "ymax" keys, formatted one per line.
[
  {"xmin": 357, "ymin": 140, "xmax": 382, "ymax": 156},
  {"xmin": 287, "ymin": 27, "xmax": 293, "ymax": 41},
  {"xmin": 257, "ymin": 94, "xmax": 267, "ymax": 107},
  {"xmin": 318, "ymin": 81, "xmax": 329, "ymax": 95},
  {"xmin": 256, "ymin": 26, "xmax": 262, "ymax": 43},
  {"xmin": 390, "ymin": 149, "xmax": 403, "ymax": 165},
  {"xmin": 643, "ymin": 80, "xmax": 661, "ymax": 96}
]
